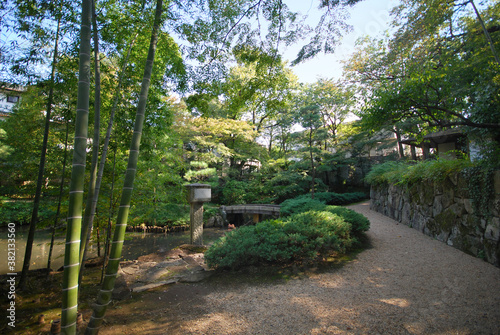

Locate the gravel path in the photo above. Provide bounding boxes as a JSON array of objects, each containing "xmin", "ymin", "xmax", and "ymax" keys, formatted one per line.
[{"xmin": 100, "ymin": 202, "xmax": 500, "ymax": 335}]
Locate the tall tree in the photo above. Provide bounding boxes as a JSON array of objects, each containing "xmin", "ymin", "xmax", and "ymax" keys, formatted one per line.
[
  {"xmin": 18, "ymin": 0, "xmax": 63, "ymax": 289},
  {"xmin": 306, "ymin": 78, "xmax": 354, "ymax": 146},
  {"xmin": 295, "ymin": 104, "xmax": 328, "ymax": 199},
  {"xmin": 85, "ymin": 0, "xmax": 165, "ymax": 332},
  {"xmin": 78, "ymin": 0, "xmax": 102, "ymax": 284},
  {"xmin": 60, "ymin": 0, "xmax": 92, "ymax": 332},
  {"xmin": 47, "ymin": 117, "xmax": 70, "ymax": 270}
]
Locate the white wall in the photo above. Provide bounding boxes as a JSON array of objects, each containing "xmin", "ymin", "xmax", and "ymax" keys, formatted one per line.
[{"xmin": 0, "ymin": 90, "xmax": 21, "ymax": 115}]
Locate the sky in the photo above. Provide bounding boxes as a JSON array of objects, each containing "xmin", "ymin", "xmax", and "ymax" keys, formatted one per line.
[
  {"xmin": 283, "ymin": 0, "xmax": 400, "ymax": 83},
  {"xmin": 0, "ymin": 0, "xmax": 400, "ymax": 86}
]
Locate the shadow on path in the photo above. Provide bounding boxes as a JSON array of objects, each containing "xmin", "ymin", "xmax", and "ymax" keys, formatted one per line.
[{"xmin": 98, "ymin": 202, "xmax": 500, "ymax": 335}]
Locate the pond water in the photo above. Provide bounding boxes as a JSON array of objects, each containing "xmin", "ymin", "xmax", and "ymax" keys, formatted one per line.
[{"xmin": 0, "ymin": 225, "xmax": 226, "ymax": 275}]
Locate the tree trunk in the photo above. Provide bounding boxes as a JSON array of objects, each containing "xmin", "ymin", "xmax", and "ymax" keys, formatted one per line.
[
  {"xmin": 79, "ymin": 0, "xmax": 102, "ymax": 286},
  {"xmin": 394, "ymin": 127, "xmax": 404, "ymax": 159},
  {"xmin": 411, "ymin": 145, "xmax": 417, "ymax": 161},
  {"xmin": 18, "ymin": 8, "xmax": 62, "ymax": 290},
  {"xmin": 469, "ymin": 0, "xmax": 500, "ymax": 66},
  {"xmin": 80, "ymin": 29, "xmax": 139, "ymax": 274},
  {"xmin": 60, "ymin": 0, "xmax": 92, "ymax": 332},
  {"xmin": 96, "ymin": 225, "xmax": 101, "ymax": 257},
  {"xmin": 309, "ymin": 128, "xmax": 315, "ymax": 200},
  {"xmin": 268, "ymin": 127, "xmax": 273, "ymax": 153},
  {"xmin": 85, "ymin": 1, "xmax": 163, "ymax": 333},
  {"xmin": 47, "ymin": 118, "xmax": 70, "ymax": 270},
  {"xmin": 101, "ymin": 144, "xmax": 117, "ymax": 285}
]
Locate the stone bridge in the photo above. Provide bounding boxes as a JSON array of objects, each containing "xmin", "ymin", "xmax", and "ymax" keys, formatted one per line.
[{"xmin": 220, "ymin": 204, "xmax": 280, "ymax": 225}]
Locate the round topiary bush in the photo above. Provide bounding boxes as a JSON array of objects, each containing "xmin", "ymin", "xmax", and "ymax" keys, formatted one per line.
[{"xmin": 204, "ymin": 210, "xmax": 361, "ymax": 270}]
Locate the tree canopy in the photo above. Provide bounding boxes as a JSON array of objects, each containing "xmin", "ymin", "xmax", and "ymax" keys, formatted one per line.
[{"xmin": 345, "ymin": 0, "xmax": 500, "ymax": 142}]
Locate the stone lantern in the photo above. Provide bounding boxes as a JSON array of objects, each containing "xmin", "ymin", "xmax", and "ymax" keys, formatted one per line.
[{"xmin": 185, "ymin": 183, "xmax": 211, "ymax": 245}]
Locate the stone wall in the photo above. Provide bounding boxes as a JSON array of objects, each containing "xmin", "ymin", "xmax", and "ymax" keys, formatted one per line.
[{"xmin": 370, "ymin": 171, "xmax": 500, "ymax": 267}]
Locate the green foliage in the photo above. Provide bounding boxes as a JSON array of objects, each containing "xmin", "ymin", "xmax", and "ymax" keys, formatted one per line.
[
  {"xmin": 205, "ymin": 189, "xmax": 371, "ymax": 270},
  {"xmin": 312, "ymin": 192, "xmax": 368, "ymax": 206},
  {"xmin": 222, "ymin": 179, "xmax": 248, "ymax": 205},
  {"xmin": 280, "ymin": 198, "xmax": 326, "ymax": 217},
  {"xmin": 464, "ymin": 164, "xmax": 495, "ymax": 218},
  {"xmin": 0, "ymin": 127, "xmax": 12, "ymax": 159},
  {"xmin": 365, "ymin": 159, "xmax": 473, "ymax": 186},
  {"xmin": 280, "ymin": 192, "xmax": 368, "ymax": 216},
  {"xmin": 365, "ymin": 161, "xmax": 411, "ymax": 185},
  {"xmin": 260, "ymin": 169, "xmax": 312, "ymax": 203},
  {"xmin": 0, "ymin": 200, "xmax": 57, "ymax": 227},
  {"xmin": 204, "ymin": 210, "xmax": 355, "ymax": 270},
  {"xmin": 203, "ymin": 203, "xmax": 221, "ymax": 222},
  {"xmin": 184, "ymin": 167, "xmax": 217, "ymax": 182},
  {"xmin": 323, "ymin": 205, "xmax": 370, "ymax": 234},
  {"xmin": 129, "ymin": 202, "xmax": 189, "ymax": 227},
  {"xmin": 345, "ymin": 1, "xmax": 500, "ymax": 142},
  {"xmin": 0, "ymin": 87, "xmax": 72, "ymax": 197},
  {"xmin": 400, "ymin": 159, "xmax": 473, "ymax": 185}
]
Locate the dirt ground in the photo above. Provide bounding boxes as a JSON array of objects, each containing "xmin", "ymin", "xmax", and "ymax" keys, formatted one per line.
[{"xmin": 94, "ymin": 202, "xmax": 500, "ymax": 335}]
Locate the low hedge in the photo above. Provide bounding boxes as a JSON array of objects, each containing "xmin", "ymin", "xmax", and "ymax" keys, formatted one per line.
[
  {"xmin": 280, "ymin": 191, "xmax": 368, "ymax": 217},
  {"xmin": 204, "ymin": 199, "xmax": 371, "ymax": 270},
  {"xmin": 324, "ymin": 205, "xmax": 370, "ymax": 234},
  {"xmin": 204, "ymin": 210, "xmax": 355, "ymax": 270}
]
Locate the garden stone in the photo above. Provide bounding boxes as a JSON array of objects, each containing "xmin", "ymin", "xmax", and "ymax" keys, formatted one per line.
[
  {"xmin": 480, "ymin": 219, "xmax": 487, "ymax": 230},
  {"xmin": 178, "ymin": 268, "xmax": 213, "ymax": 283},
  {"xmin": 493, "ymin": 199, "xmax": 500, "ymax": 217},
  {"xmin": 494, "ymin": 171, "xmax": 500, "ymax": 194},
  {"xmin": 456, "ymin": 173, "xmax": 469, "ymax": 198},
  {"xmin": 422, "ymin": 185, "xmax": 435, "ymax": 206},
  {"xmin": 485, "ymin": 218, "xmax": 500, "ymax": 241},
  {"xmin": 447, "ymin": 226, "xmax": 460, "ymax": 246},
  {"xmin": 433, "ymin": 196, "xmax": 444, "ymax": 217},
  {"xmin": 434, "ymin": 182, "xmax": 443, "ymax": 196},
  {"xmin": 463, "ymin": 199, "xmax": 474, "ymax": 214},
  {"xmin": 449, "ymin": 173, "xmax": 458, "ymax": 186},
  {"xmin": 441, "ymin": 187, "xmax": 454, "ymax": 209},
  {"xmin": 448, "ymin": 203, "xmax": 465, "ymax": 217},
  {"xmin": 420, "ymin": 204, "xmax": 432, "ymax": 217},
  {"xmin": 402, "ymin": 203, "xmax": 411, "ymax": 223},
  {"xmin": 205, "ymin": 215, "xmax": 224, "ymax": 228},
  {"xmin": 132, "ymin": 279, "xmax": 179, "ymax": 293}
]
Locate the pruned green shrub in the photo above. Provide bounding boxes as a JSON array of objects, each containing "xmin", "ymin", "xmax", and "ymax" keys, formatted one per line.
[
  {"xmin": 205, "ymin": 210, "xmax": 360, "ymax": 270},
  {"xmin": 205, "ymin": 189, "xmax": 371, "ymax": 270},
  {"xmin": 324, "ymin": 205, "xmax": 370, "ymax": 234},
  {"xmin": 280, "ymin": 197, "xmax": 326, "ymax": 217},
  {"xmin": 313, "ymin": 192, "xmax": 368, "ymax": 205},
  {"xmin": 261, "ymin": 169, "xmax": 312, "ymax": 203},
  {"xmin": 280, "ymin": 191, "xmax": 368, "ymax": 216}
]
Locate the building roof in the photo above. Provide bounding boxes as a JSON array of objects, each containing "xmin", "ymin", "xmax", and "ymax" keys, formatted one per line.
[
  {"xmin": 399, "ymin": 128, "xmax": 466, "ymax": 148},
  {"xmin": 0, "ymin": 85, "xmax": 26, "ymax": 93}
]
